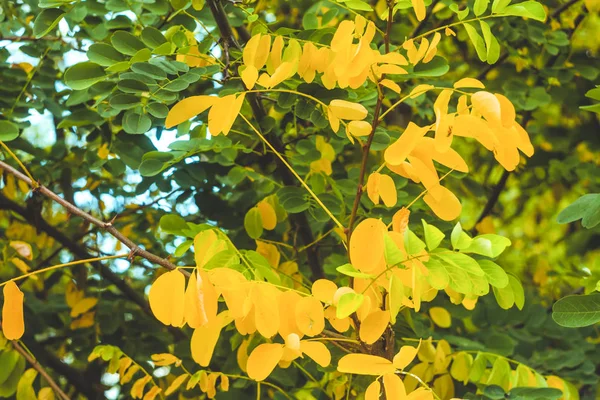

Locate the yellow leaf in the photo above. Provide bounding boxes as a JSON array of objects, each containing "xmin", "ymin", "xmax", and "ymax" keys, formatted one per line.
[
  {"xmin": 2, "ymin": 281, "xmax": 25, "ymax": 340},
  {"xmin": 379, "ymin": 174, "xmax": 397, "ymax": 207},
  {"xmin": 471, "ymin": 91, "xmax": 502, "ymax": 123},
  {"xmin": 208, "ymin": 94, "xmax": 245, "ymax": 136},
  {"xmin": 429, "ymin": 307, "xmax": 452, "ymax": 328},
  {"xmin": 393, "ymin": 340, "xmax": 421, "ymax": 370},
  {"xmin": 130, "ymin": 375, "xmax": 152, "ymax": 399},
  {"xmin": 247, "ymin": 343, "xmax": 284, "ymax": 381},
  {"xmin": 243, "ymin": 34, "xmax": 262, "ymax": 68},
  {"xmin": 337, "ymin": 354, "xmax": 395, "ymax": 376},
  {"xmin": 253, "ymin": 284, "xmax": 280, "ymax": 338},
  {"xmin": 348, "ymin": 120, "xmax": 372, "ymax": 137},
  {"xmin": 237, "ymin": 339, "xmax": 250, "ymax": 372},
  {"xmin": 454, "ymin": 78, "xmax": 485, "ymax": 89},
  {"xmin": 257, "ymin": 201, "xmax": 277, "ymax": 230},
  {"xmin": 411, "ymin": 0, "xmax": 426, "ymax": 21},
  {"xmin": 312, "ymin": 279, "xmax": 338, "ymax": 304},
  {"xmin": 295, "ymin": 296, "xmax": 325, "ymax": 336},
  {"xmin": 366, "ymin": 172, "xmax": 381, "ymax": 205},
  {"xmin": 380, "ymin": 79, "xmax": 401, "ymax": 94},
  {"xmin": 38, "ymin": 387, "xmax": 55, "ymax": 400},
  {"xmin": 350, "ymin": 218, "xmax": 386, "ymax": 273},
  {"xmin": 359, "ymin": 309, "xmax": 390, "ymax": 344},
  {"xmin": 10, "ymin": 258, "xmax": 31, "ymax": 275},
  {"xmin": 191, "ymin": 312, "xmax": 225, "ymax": 366},
  {"xmin": 120, "ymin": 365, "xmax": 140, "ymax": 385},
  {"xmin": 329, "ymin": 100, "xmax": 368, "ymax": 120},
  {"xmin": 148, "ymin": 270, "xmax": 185, "ymax": 327},
  {"xmin": 414, "ymin": 137, "xmax": 469, "ymax": 173},
  {"xmin": 445, "ymin": 27, "xmax": 456, "ymax": 36},
  {"xmin": 423, "ymin": 33, "xmax": 441, "ymax": 63},
  {"xmin": 9, "ymin": 241, "xmax": 32, "ymax": 260},
  {"xmin": 118, "ymin": 357, "xmax": 133, "ymax": 377},
  {"xmin": 365, "ymin": 380, "xmax": 381, "ymax": 400},
  {"xmin": 70, "ymin": 297, "xmax": 98, "ymax": 318},
  {"xmin": 256, "ymin": 241, "xmax": 280, "ymax": 267},
  {"xmin": 384, "ymin": 122, "xmax": 429, "ymax": 166},
  {"xmin": 70, "ymin": 311, "xmax": 95, "ymax": 330},
  {"xmin": 220, "ymin": 374, "xmax": 230, "ymax": 391},
  {"xmin": 433, "ymin": 373, "xmax": 454, "ymax": 399},
  {"xmin": 194, "ymin": 229, "xmax": 226, "ymax": 268},
  {"xmin": 142, "ymin": 386, "xmax": 162, "ymax": 400},
  {"xmin": 165, "ymin": 374, "xmax": 188, "ymax": 396},
  {"xmin": 185, "ymin": 268, "xmax": 218, "ymax": 328},
  {"xmin": 324, "ymin": 305, "xmax": 350, "ymax": 333},
  {"xmin": 434, "ymin": 89, "xmax": 454, "ymax": 153},
  {"xmin": 165, "ymin": 95, "xmax": 216, "ymax": 128},
  {"xmin": 383, "ymin": 373, "xmax": 407, "ymax": 399},
  {"xmin": 241, "ymin": 65, "xmax": 259, "ymax": 90},
  {"xmin": 423, "ymin": 186, "xmax": 462, "ymax": 221},
  {"xmin": 150, "ymin": 353, "xmax": 180, "ymax": 367},
  {"xmin": 409, "ymin": 84, "xmax": 434, "ymax": 98},
  {"xmin": 278, "ymin": 290, "xmax": 302, "ymax": 338},
  {"xmin": 300, "ymin": 341, "xmax": 331, "ymax": 367}
]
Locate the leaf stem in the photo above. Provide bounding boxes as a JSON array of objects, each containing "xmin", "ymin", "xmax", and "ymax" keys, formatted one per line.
[{"xmin": 240, "ymin": 114, "xmax": 344, "ymax": 230}]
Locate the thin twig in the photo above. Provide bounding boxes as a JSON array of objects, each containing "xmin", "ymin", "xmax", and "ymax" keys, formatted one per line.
[
  {"xmin": 11, "ymin": 340, "xmax": 70, "ymax": 400},
  {"xmin": 0, "ymin": 160, "xmax": 184, "ymax": 276}
]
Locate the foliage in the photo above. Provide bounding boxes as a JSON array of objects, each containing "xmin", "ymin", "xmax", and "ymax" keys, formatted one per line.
[{"xmin": 0, "ymin": 0, "xmax": 599, "ymax": 399}]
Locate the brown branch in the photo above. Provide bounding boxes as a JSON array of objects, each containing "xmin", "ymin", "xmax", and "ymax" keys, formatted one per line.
[
  {"xmin": 205, "ymin": 0, "xmax": 325, "ymax": 278},
  {"xmin": 0, "ymin": 193, "xmax": 186, "ymax": 341},
  {"xmin": 11, "ymin": 340, "xmax": 70, "ymax": 400},
  {"xmin": 0, "ymin": 160, "xmax": 183, "ymax": 275}
]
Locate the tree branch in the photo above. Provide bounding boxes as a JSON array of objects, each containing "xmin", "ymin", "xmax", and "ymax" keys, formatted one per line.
[
  {"xmin": 205, "ymin": 0, "xmax": 325, "ymax": 278},
  {"xmin": 0, "ymin": 193, "xmax": 186, "ymax": 341},
  {"xmin": 0, "ymin": 160, "xmax": 182, "ymax": 275},
  {"xmin": 11, "ymin": 340, "xmax": 70, "ymax": 400}
]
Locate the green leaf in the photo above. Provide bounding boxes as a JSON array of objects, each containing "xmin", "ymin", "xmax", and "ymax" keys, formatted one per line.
[
  {"xmin": 478, "ymin": 260, "xmax": 509, "ymax": 288},
  {"xmin": 384, "ymin": 233, "xmax": 406, "ymax": 265},
  {"xmin": 483, "ymin": 385, "xmax": 506, "ymax": 399},
  {"xmin": 435, "ymin": 252, "xmax": 485, "ymax": 277},
  {"xmin": 0, "ymin": 355, "xmax": 25, "ymax": 397},
  {"xmin": 159, "ymin": 214, "xmax": 188, "ymax": 235},
  {"xmin": 492, "ymin": 0, "xmax": 511, "ymax": 13},
  {"xmin": 552, "ymin": 293, "xmax": 600, "ymax": 327},
  {"xmin": 203, "ymin": 250, "xmax": 240, "ymax": 270},
  {"xmin": 344, "ymin": 0, "xmax": 373, "ymax": 11},
  {"xmin": 244, "ymin": 207, "xmax": 263, "ymax": 239},
  {"xmin": 64, "ymin": 62, "xmax": 106, "ymax": 90},
  {"xmin": 479, "ymin": 20, "xmax": 500, "ymax": 64},
  {"xmin": 110, "ymin": 94, "xmax": 140, "ymax": 110},
  {"xmin": 174, "ymin": 240, "xmax": 193, "ymax": 257},
  {"xmin": 499, "ymin": 1, "xmax": 546, "ymax": 21},
  {"xmin": 111, "ymin": 31, "xmax": 146, "ymax": 56},
  {"xmin": 131, "ymin": 62, "xmax": 167, "ymax": 80},
  {"xmin": 336, "ymin": 293, "xmax": 364, "ymax": 319},
  {"xmin": 117, "ymin": 79, "xmax": 149, "ymax": 94},
  {"xmin": 122, "ymin": 110, "xmax": 152, "ymax": 134},
  {"xmin": 33, "ymin": 8, "xmax": 66, "ymax": 38},
  {"xmin": 493, "ymin": 279, "xmax": 515, "ymax": 309},
  {"xmin": 475, "ymin": 234, "xmax": 511, "ymax": 257},
  {"xmin": 141, "ymin": 27, "xmax": 168, "ymax": 49},
  {"xmin": 464, "ymin": 23, "xmax": 488, "ymax": 62},
  {"xmin": 585, "ymin": 87, "xmax": 600, "ymax": 101},
  {"xmin": 412, "ymin": 56, "xmax": 450, "ymax": 77},
  {"xmin": 469, "ymin": 352, "xmax": 488, "ymax": 382},
  {"xmin": 509, "ymin": 275, "xmax": 525, "ymax": 310},
  {"xmin": 336, "ymin": 263, "xmax": 374, "ymax": 279},
  {"xmin": 486, "ymin": 357, "xmax": 511, "ymax": 391},
  {"xmin": 557, "ymin": 194, "xmax": 600, "ymax": 229},
  {"xmin": 87, "ymin": 43, "xmax": 125, "ymax": 66},
  {"xmin": 277, "ymin": 187, "xmax": 309, "ymax": 213},
  {"xmin": 0, "ymin": 121, "xmax": 20, "ymax": 141},
  {"xmin": 0, "ymin": 351, "xmax": 20, "ymax": 386},
  {"xmin": 509, "ymin": 387, "xmax": 564, "ymax": 399},
  {"xmin": 404, "ymin": 228, "xmax": 426, "ymax": 255},
  {"xmin": 424, "ymin": 258, "xmax": 450, "ymax": 290},
  {"xmin": 422, "ymin": 220, "xmax": 445, "ymax": 251},
  {"xmin": 245, "ymin": 250, "xmax": 280, "ymax": 284},
  {"xmin": 389, "ymin": 275, "xmax": 404, "ymax": 324},
  {"xmin": 451, "ymin": 222, "xmax": 472, "ymax": 250},
  {"xmin": 474, "ymin": 0, "xmax": 490, "ymax": 16},
  {"xmin": 147, "ymin": 103, "xmax": 169, "ymax": 118},
  {"xmin": 139, "ymin": 151, "xmax": 173, "ymax": 176}
]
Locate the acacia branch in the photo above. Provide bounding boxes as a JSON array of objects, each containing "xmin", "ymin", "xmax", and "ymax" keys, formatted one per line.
[
  {"xmin": 205, "ymin": 0, "xmax": 325, "ymax": 278},
  {"xmin": 11, "ymin": 340, "xmax": 70, "ymax": 400},
  {"xmin": 0, "ymin": 160, "xmax": 181, "ymax": 274}
]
